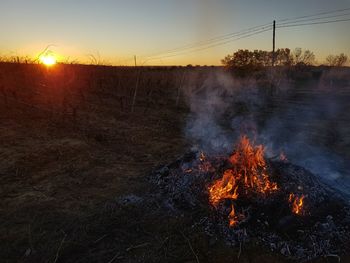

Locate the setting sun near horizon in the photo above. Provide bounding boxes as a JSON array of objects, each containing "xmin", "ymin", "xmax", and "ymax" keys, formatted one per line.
[{"xmin": 39, "ymin": 53, "xmax": 57, "ymax": 66}]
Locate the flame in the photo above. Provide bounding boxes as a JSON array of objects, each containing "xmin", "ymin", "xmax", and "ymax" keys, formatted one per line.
[
  {"xmin": 209, "ymin": 169, "xmax": 239, "ymax": 206},
  {"xmin": 208, "ymin": 135, "xmax": 278, "ymax": 227},
  {"xmin": 228, "ymin": 204, "xmax": 238, "ymax": 227},
  {"xmin": 289, "ymin": 193, "xmax": 304, "ymax": 215}
]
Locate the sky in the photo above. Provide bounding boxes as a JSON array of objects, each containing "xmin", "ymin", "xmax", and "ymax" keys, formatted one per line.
[{"xmin": 0, "ymin": 0, "xmax": 349, "ymax": 65}]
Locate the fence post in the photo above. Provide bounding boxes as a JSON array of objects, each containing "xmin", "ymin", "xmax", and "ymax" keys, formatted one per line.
[{"xmin": 131, "ymin": 70, "xmax": 141, "ymax": 113}]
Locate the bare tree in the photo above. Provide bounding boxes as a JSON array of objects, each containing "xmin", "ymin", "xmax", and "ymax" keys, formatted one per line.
[
  {"xmin": 336, "ymin": 53, "xmax": 347, "ymax": 66},
  {"xmin": 326, "ymin": 55, "xmax": 337, "ymax": 66},
  {"xmin": 292, "ymin": 48, "xmax": 315, "ymax": 66},
  {"xmin": 325, "ymin": 53, "xmax": 348, "ymax": 67}
]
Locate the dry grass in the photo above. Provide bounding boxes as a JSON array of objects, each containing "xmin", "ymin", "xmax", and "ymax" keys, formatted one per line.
[
  {"xmin": 0, "ymin": 63, "xmax": 349, "ymax": 262},
  {"xmin": 0, "ymin": 63, "xmax": 190, "ymax": 262}
]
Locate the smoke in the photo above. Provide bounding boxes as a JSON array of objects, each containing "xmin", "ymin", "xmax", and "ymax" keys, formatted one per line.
[
  {"xmin": 184, "ymin": 69, "xmax": 235, "ymax": 153},
  {"xmin": 183, "ymin": 67, "xmax": 350, "ymax": 196}
]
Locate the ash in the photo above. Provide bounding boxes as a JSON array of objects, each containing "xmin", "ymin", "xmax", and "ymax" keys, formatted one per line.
[{"xmin": 149, "ymin": 151, "xmax": 350, "ymax": 261}]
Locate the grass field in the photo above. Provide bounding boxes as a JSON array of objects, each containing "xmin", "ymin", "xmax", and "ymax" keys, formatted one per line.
[{"xmin": 1, "ymin": 62, "xmax": 349, "ymax": 262}]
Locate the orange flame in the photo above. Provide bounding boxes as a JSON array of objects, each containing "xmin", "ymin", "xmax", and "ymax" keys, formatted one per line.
[
  {"xmin": 289, "ymin": 193, "xmax": 305, "ymax": 215},
  {"xmin": 228, "ymin": 204, "xmax": 238, "ymax": 227},
  {"xmin": 208, "ymin": 135, "xmax": 278, "ymax": 227},
  {"xmin": 209, "ymin": 170, "xmax": 239, "ymax": 207}
]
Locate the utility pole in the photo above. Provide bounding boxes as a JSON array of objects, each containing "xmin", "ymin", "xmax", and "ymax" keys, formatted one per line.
[
  {"xmin": 134, "ymin": 55, "xmax": 137, "ymax": 67},
  {"xmin": 272, "ymin": 20, "xmax": 276, "ymax": 66}
]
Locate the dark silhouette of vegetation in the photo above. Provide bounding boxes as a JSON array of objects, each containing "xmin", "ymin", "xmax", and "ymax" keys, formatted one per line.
[
  {"xmin": 221, "ymin": 48, "xmax": 290, "ymax": 68},
  {"xmin": 222, "ymin": 48, "xmax": 349, "ymax": 79},
  {"xmin": 221, "ymin": 48, "xmax": 319, "ymax": 70},
  {"xmin": 325, "ymin": 53, "xmax": 348, "ymax": 67},
  {"xmin": 291, "ymin": 48, "xmax": 315, "ymax": 66}
]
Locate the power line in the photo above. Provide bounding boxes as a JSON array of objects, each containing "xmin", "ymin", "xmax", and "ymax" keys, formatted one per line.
[
  {"xmin": 143, "ymin": 7, "xmax": 350, "ymax": 62},
  {"xmin": 277, "ymin": 17, "xmax": 350, "ymax": 28},
  {"xmin": 144, "ymin": 23, "xmax": 272, "ymax": 59},
  {"xmin": 146, "ymin": 24, "xmax": 272, "ymax": 58},
  {"xmin": 278, "ymin": 12, "xmax": 350, "ymax": 26},
  {"xmin": 277, "ymin": 7, "xmax": 350, "ymax": 22},
  {"xmin": 143, "ymin": 16, "xmax": 350, "ymax": 63},
  {"xmin": 143, "ymin": 27, "xmax": 272, "ymax": 62},
  {"xmin": 138, "ymin": 7, "xmax": 350, "ymax": 64}
]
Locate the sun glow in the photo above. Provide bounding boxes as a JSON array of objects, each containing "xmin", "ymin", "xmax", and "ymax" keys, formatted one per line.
[{"xmin": 39, "ymin": 54, "xmax": 57, "ymax": 66}]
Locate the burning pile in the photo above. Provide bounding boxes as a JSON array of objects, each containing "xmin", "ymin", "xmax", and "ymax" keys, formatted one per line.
[
  {"xmin": 207, "ymin": 136, "xmax": 308, "ymax": 227},
  {"xmin": 150, "ymin": 134, "xmax": 350, "ymax": 260}
]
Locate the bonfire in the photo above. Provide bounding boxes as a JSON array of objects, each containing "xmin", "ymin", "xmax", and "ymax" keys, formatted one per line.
[{"xmin": 150, "ymin": 134, "xmax": 350, "ymax": 260}]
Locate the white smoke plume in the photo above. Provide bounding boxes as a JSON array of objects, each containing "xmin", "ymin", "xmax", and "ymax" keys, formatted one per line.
[{"xmin": 183, "ymin": 67, "xmax": 350, "ymax": 196}]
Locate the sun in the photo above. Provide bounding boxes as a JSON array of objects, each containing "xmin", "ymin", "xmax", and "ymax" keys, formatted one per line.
[{"xmin": 39, "ymin": 54, "xmax": 57, "ymax": 66}]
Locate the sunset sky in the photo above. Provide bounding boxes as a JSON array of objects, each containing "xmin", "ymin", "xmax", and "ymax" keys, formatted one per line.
[{"xmin": 1, "ymin": 0, "xmax": 349, "ymax": 65}]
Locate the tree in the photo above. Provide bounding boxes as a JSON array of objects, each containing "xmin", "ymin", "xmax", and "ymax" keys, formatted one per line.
[
  {"xmin": 326, "ymin": 53, "xmax": 348, "ymax": 66},
  {"xmin": 221, "ymin": 55, "xmax": 234, "ymax": 68},
  {"xmin": 325, "ymin": 55, "xmax": 337, "ymax": 66},
  {"xmin": 275, "ymin": 48, "xmax": 292, "ymax": 66},
  {"xmin": 221, "ymin": 49, "xmax": 257, "ymax": 69},
  {"xmin": 221, "ymin": 48, "xmax": 294, "ymax": 69},
  {"xmin": 292, "ymin": 48, "xmax": 315, "ymax": 66},
  {"xmin": 337, "ymin": 53, "xmax": 348, "ymax": 66}
]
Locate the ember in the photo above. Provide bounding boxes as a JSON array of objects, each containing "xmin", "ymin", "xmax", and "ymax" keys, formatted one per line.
[
  {"xmin": 289, "ymin": 193, "xmax": 305, "ymax": 215},
  {"xmin": 279, "ymin": 152, "xmax": 288, "ymax": 162},
  {"xmin": 198, "ymin": 151, "xmax": 214, "ymax": 172}
]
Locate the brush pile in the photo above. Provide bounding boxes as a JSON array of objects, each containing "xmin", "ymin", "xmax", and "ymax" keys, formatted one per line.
[{"xmin": 149, "ymin": 137, "xmax": 350, "ymax": 261}]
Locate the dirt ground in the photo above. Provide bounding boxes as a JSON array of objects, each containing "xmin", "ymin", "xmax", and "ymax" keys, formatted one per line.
[{"xmin": 0, "ymin": 63, "xmax": 348, "ymax": 262}]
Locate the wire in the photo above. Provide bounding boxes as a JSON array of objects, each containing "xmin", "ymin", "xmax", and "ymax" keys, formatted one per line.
[
  {"xmin": 138, "ymin": 7, "xmax": 350, "ymax": 64},
  {"xmin": 277, "ymin": 7, "xmax": 350, "ymax": 22},
  {"xmin": 143, "ymin": 7, "xmax": 350, "ymax": 61},
  {"xmin": 277, "ymin": 18, "xmax": 350, "ymax": 28},
  {"xmin": 144, "ymin": 25, "xmax": 272, "ymax": 59},
  {"xmin": 144, "ymin": 16, "xmax": 350, "ymax": 62},
  {"xmin": 144, "ymin": 23, "xmax": 272, "ymax": 58},
  {"xmin": 144, "ymin": 27, "xmax": 271, "ymax": 62},
  {"xmin": 278, "ymin": 12, "xmax": 350, "ymax": 26}
]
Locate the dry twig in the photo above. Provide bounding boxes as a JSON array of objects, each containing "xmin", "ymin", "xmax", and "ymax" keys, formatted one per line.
[
  {"xmin": 180, "ymin": 231, "xmax": 199, "ymax": 263},
  {"xmin": 126, "ymin": 242, "xmax": 150, "ymax": 252},
  {"xmin": 53, "ymin": 233, "xmax": 67, "ymax": 263},
  {"xmin": 107, "ymin": 252, "xmax": 122, "ymax": 263}
]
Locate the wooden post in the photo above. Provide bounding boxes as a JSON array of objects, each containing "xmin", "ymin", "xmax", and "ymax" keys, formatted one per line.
[
  {"xmin": 272, "ymin": 20, "xmax": 276, "ymax": 66},
  {"xmin": 131, "ymin": 70, "xmax": 141, "ymax": 113},
  {"xmin": 134, "ymin": 55, "xmax": 137, "ymax": 67}
]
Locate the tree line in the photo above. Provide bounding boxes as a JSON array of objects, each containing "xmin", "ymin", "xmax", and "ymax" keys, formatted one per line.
[{"xmin": 221, "ymin": 48, "xmax": 348, "ymax": 68}]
